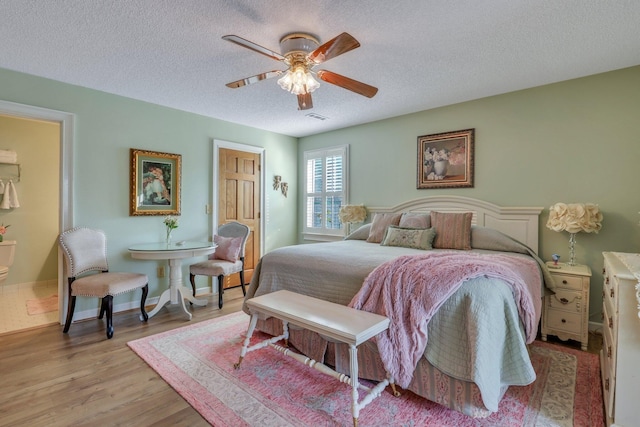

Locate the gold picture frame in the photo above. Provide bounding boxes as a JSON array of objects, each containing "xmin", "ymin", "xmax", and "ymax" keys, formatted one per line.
[
  {"xmin": 130, "ymin": 148, "xmax": 181, "ymax": 216},
  {"xmin": 417, "ymin": 128, "xmax": 474, "ymax": 189}
]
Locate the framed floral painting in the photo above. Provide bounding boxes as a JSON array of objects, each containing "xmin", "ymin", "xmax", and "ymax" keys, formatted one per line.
[
  {"xmin": 417, "ymin": 128, "xmax": 474, "ymax": 189},
  {"xmin": 130, "ymin": 148, "xmax": 181, "ymax": 216}
]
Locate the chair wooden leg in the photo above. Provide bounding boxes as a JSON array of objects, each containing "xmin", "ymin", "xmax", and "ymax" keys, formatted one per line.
[
  {"xmin": 240, "ymin": 270, "xmax": 246, "ymax": 296},
  {"xmin": 63, "ymin": 295, "xmax": 76, "ymax": 333},
  {"xmin": 189, "ymin": 273, "xmax": 196, "ymax": 297},
  {"xmin": 218, "ymin": 275, "xmax": 224, "ymax": 309},
  {"xmin": 98, "ymin": 298, "xmax": 106, "ymax": 319},
  {"xmin": 103, "ymin": 295, "xmax": 114, "ymax": 339},
  {"xmin": 140, "ymin": 284, "xmax": 149, "ymax": 322}
]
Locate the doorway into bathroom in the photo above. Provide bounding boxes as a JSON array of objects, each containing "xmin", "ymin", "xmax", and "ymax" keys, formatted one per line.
[{"xmin": 0, "ymin": 113, "xmax": 60, "ymax": 335}]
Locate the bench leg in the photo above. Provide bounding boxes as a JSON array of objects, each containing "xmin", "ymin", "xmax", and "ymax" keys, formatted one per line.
[
  {"xmin": 282, "ymin": 320, "xmax": 289, "ymax": 347},
  {"xmin": 350, "ymin": 344, "xmax": 359, "ymax": 427},
  {"xmin": 234, "ymin": 314, "xmax": 258, "ymax": 369},
  {"xmin": 388, "ymin": 375, "xmax": 400, "ymax": 397}
]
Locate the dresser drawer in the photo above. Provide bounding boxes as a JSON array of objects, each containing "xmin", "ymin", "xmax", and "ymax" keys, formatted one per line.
[
  {"xmin": 545, "ymin": 309, "xmax": 582, "ymax": 335},
  {"xmin": 603, "ymin": 297, "xmax": 616, "ymax": 344},
  {"xmin": 602, "ymin": 311, "xmax": 617, "ymax": 379},
  {"xmin": 602, "ymin": 261, "xmax": 619, "ymax": 312},
  {"xmin": 547, "ymin": 288, "xmax": 583, "ymax": 312},
  {"xmin": 551, "ymin": 273, "xmax": 584, "ymax": 291},
  {"xmin": 600, "ymin": 346, "xmax": 615, "ymax": 420}
]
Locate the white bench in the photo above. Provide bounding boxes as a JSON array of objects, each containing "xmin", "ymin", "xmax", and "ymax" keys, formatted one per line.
[{"xmin": 235, "ymin": 290, "xmax": 399, "ymax": 427}]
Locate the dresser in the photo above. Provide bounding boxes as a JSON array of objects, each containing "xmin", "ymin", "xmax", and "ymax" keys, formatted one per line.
[
  {"xmin": 601, "ymin": 252, "xmax": 640, "ymax": 427},
  {"xmin": 541, "ymin": 262, "xmax": 591, "ymax": 351}
]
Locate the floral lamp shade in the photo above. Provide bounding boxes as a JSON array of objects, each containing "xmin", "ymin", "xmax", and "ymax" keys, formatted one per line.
[
  {"xmin": 546, "ymin": 202, "xmax": 603, "ymax": 266},
  {"xmin": 339, "ymin": 204, "xmax": 367, "ymax": 235}
]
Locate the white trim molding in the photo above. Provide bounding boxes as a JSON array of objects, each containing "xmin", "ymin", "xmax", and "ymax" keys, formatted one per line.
[{"xmin": 0, "ymin": 100, "xmax": 75, "ymax": 325}]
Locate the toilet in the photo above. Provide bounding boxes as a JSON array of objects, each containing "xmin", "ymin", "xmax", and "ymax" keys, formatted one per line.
[{"xmin": 0, "ymin": 240, "xmax": 17, "ymax": 284}]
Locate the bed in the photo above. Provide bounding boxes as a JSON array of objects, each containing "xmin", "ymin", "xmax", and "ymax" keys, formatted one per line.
[{"xmin": 243, "ymin": 196, "xmax": 554, "ymax": 417}]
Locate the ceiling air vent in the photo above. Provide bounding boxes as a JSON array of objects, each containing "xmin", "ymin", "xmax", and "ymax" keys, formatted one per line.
[{"xmin": 305, "ymin": 112, "xmax": 328, "ymax": 121}]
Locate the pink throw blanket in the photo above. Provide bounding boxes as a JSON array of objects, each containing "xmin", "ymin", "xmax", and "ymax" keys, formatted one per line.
[{"xmin": 349, "ymin": 251, "xmax": 541, "ymax": 388}]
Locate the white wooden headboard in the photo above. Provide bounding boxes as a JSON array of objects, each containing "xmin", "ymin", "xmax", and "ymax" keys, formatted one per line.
[{"xmin": 368, "ymin": 196, "xmax": 543, "ymax": 253}]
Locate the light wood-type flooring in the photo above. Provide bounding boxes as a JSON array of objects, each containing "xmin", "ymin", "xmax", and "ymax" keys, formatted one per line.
[
  {"xmin": 0, "ymin": 287, "xmax": 602, "ymax": 426},
  {"xmin": 0, "ymin": 288, "xmax": 246, "ymax": 427}
]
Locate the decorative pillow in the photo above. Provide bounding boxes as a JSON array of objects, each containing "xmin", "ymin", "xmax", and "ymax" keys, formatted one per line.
[
  {"xmin": 366, "ymin": 213, "xmax": 402, "ymax": 243},
  {"xmin": 381, "ymin": 226, "xmax": 436, "ymax": 250},
  {"xmin": 430, "ymin": 211, "xmax": 473, "ymax": 250},
  {"xmin": 345, "ymin": 223, "xmax": 371, "ymax": 240},
  {"xmin": 399, "ymin": 212, "xmax": 431, "ymax": 229},
  {"xmin": 210, "ymin": 234, "xmax": 242, "ymax": 262}
]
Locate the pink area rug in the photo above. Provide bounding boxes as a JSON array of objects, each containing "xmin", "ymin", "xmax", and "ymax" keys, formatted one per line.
[
  {"xmin": 128, "ymin": 312, "xmax": 604, "ymax": 426},
  {"xmin": 25, "ymin": 294, "xmax": 58, "ymax": 315}
]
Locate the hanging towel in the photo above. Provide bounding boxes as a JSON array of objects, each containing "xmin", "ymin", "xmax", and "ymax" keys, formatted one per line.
[
  {"xmin": 0, "ymin": 180, "xmax": 19, "ymax": 209},
  {"xmin": 0, "ymin": 181, "xmax": 10, "ymax": 209},
  {"xmin": 8, "ymin": 180, "xmax": 19, "ymax": 208},
  {"xmin": 0, "ymin": 179, "xmax": 4, "ymax": 195}
]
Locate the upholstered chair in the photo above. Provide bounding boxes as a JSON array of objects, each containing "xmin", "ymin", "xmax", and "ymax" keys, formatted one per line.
[
  {"xmin": 59, "ymin": 227, "xmax": 149, "ymax": 339},
  {"xmin": 189, "ymin": 222, "xmax": 250, "ymax": 309}
]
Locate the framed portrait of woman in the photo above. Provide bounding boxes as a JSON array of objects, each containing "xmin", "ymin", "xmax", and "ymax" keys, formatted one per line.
[{"xmin": 130, "ymin": 148, "xmax": 181, "ymax": 216}]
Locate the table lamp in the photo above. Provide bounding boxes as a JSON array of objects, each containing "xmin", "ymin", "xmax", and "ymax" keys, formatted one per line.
[
  {"xmin": 339, "ymin": 204, "xmax": 367, "ymax": 235},
  {"xmin": 546, "ymin": 202, "xmax": 603, "ymax": 266}
]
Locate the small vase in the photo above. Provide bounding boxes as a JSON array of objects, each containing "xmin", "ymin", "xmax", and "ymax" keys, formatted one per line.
[
  {"xmin": 434, "ymin": 160, "xmax": 448, "ymax": 178},
  {"xmin": 0, "ymin": 235, "xmax": 3, "ymax": 242},
  {"xmin": 166, "ymin": 228, "xmax": 172, "ymax": 244}
]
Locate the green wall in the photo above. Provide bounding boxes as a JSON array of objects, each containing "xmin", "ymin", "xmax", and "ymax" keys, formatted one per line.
[
  {"xmin": 299, "ymin": 66, "xmax": 640, "ymax": 325},
  {"xmin": 0, "ymin": 67, "xmax": 298, "ymax": 314},
  {"xmin": 3, "ymin": 64, "xmax": 639, "ymax": 325}
]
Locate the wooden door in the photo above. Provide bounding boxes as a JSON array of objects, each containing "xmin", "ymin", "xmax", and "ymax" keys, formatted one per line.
[{"xmin": 218, "ymin": 148, "xmax": 261, "ymax": 289}]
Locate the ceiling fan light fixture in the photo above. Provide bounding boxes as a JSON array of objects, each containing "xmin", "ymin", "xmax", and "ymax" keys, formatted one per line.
[
  {"xmin": 224, "ymin": 32, "xmax": 377, "ymax": 109},
  {"xmin": 277, "ymin": 66, "xmax": 320, "ymax": 95}
]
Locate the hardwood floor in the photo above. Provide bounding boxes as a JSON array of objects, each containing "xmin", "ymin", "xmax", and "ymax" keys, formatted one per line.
[
  {"xmin": 0, "ymin": 287, "xmax": 604, "ymax": 426},
  {"xmin": 0, "ymin": 287, "xmax": 246, "ymax": 427}
]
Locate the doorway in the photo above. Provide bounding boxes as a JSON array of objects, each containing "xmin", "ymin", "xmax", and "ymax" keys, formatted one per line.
[
  {"xmin": 212, "ymin": 140, "xmax": 264, "ymax": 290},
  {"xmin": 0, "ymin": 114, "xmax": 58, "ymax": 333},
  {"xmin": 0, "ymin": 100, "xmax": 74, "ymax": 333}
]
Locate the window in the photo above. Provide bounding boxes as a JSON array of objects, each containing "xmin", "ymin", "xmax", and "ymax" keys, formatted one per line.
[{"xmin": 303, "ymin": 145, "xmax": 349, "ymax": 239}]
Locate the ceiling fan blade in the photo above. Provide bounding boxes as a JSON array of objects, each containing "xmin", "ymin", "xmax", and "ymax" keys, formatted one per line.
[
  {"xmin": 225, "ymin": 70, "xmax": 283, "ymax": 88},
  {"xmin": 316, "ymin": 70, "xmax": 378, "ymax": 98},
  {"xmin": 308, "ymin": 32, "xmax": 360, "ymax": 64},
  {"xmin": 297, "ymin": 93, "xmax": 313, "ymax": 110},
  {"xmin": 222, "ymin": 35, "xmax": 285, "ymax": 61}
]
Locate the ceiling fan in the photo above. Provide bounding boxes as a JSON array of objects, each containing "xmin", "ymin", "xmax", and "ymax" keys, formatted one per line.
[{"xmin": 222, "ymin": 32, "xmax": 378, "ymax": 110}]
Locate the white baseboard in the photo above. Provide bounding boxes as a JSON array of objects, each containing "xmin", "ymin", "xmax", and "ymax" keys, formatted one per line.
[
  {"xmin": 589, "ymin": 320, "xmax": 603, "ymax": 335},
  {"xmin": 73, "ymin": 296, "xmax": 160, "ymax": 322},
  {"xmin": 71, "ymin": 286, "xmax": 215, "ymax": 323}
]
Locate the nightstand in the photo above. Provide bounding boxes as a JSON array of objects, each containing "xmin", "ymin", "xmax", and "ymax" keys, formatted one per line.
[{"xmin": 541, "ymin": 262, "xmax": 591, "ymax": 351}]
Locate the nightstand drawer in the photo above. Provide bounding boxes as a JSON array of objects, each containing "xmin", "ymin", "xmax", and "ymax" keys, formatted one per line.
[
  {"xmin": 551, "ymin": 273, "xmax": 583, "ymax": 291},
  {"xmin": 547, "ymin": 288, "xmax": 583, "ymax": 312},
  {"xmin": 545, "ymin": 309, "xmax": 582, "ymax": 334},
  {"xmin": 541, "ymin": 262, "xmax": 590, "ymax": 351}
]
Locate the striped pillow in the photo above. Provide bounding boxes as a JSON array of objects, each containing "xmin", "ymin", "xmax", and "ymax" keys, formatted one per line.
[{"xmin": 430, "ymin": 211, "xmax": 473, "ymax": 250}]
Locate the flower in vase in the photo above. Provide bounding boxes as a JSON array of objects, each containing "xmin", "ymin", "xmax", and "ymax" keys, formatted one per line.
[
  {"xmin": 163, "ymin": 216, "xmax": 178, "ymax": 242},
  {"xmin": 0, "ymin": 223, "xmax": 9, "ymax": 242}
]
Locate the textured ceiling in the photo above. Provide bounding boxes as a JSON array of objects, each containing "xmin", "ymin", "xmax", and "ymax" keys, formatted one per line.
[{"xmin": 1, "ymin": 1, "xmax": 639, "ymax": 137}]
